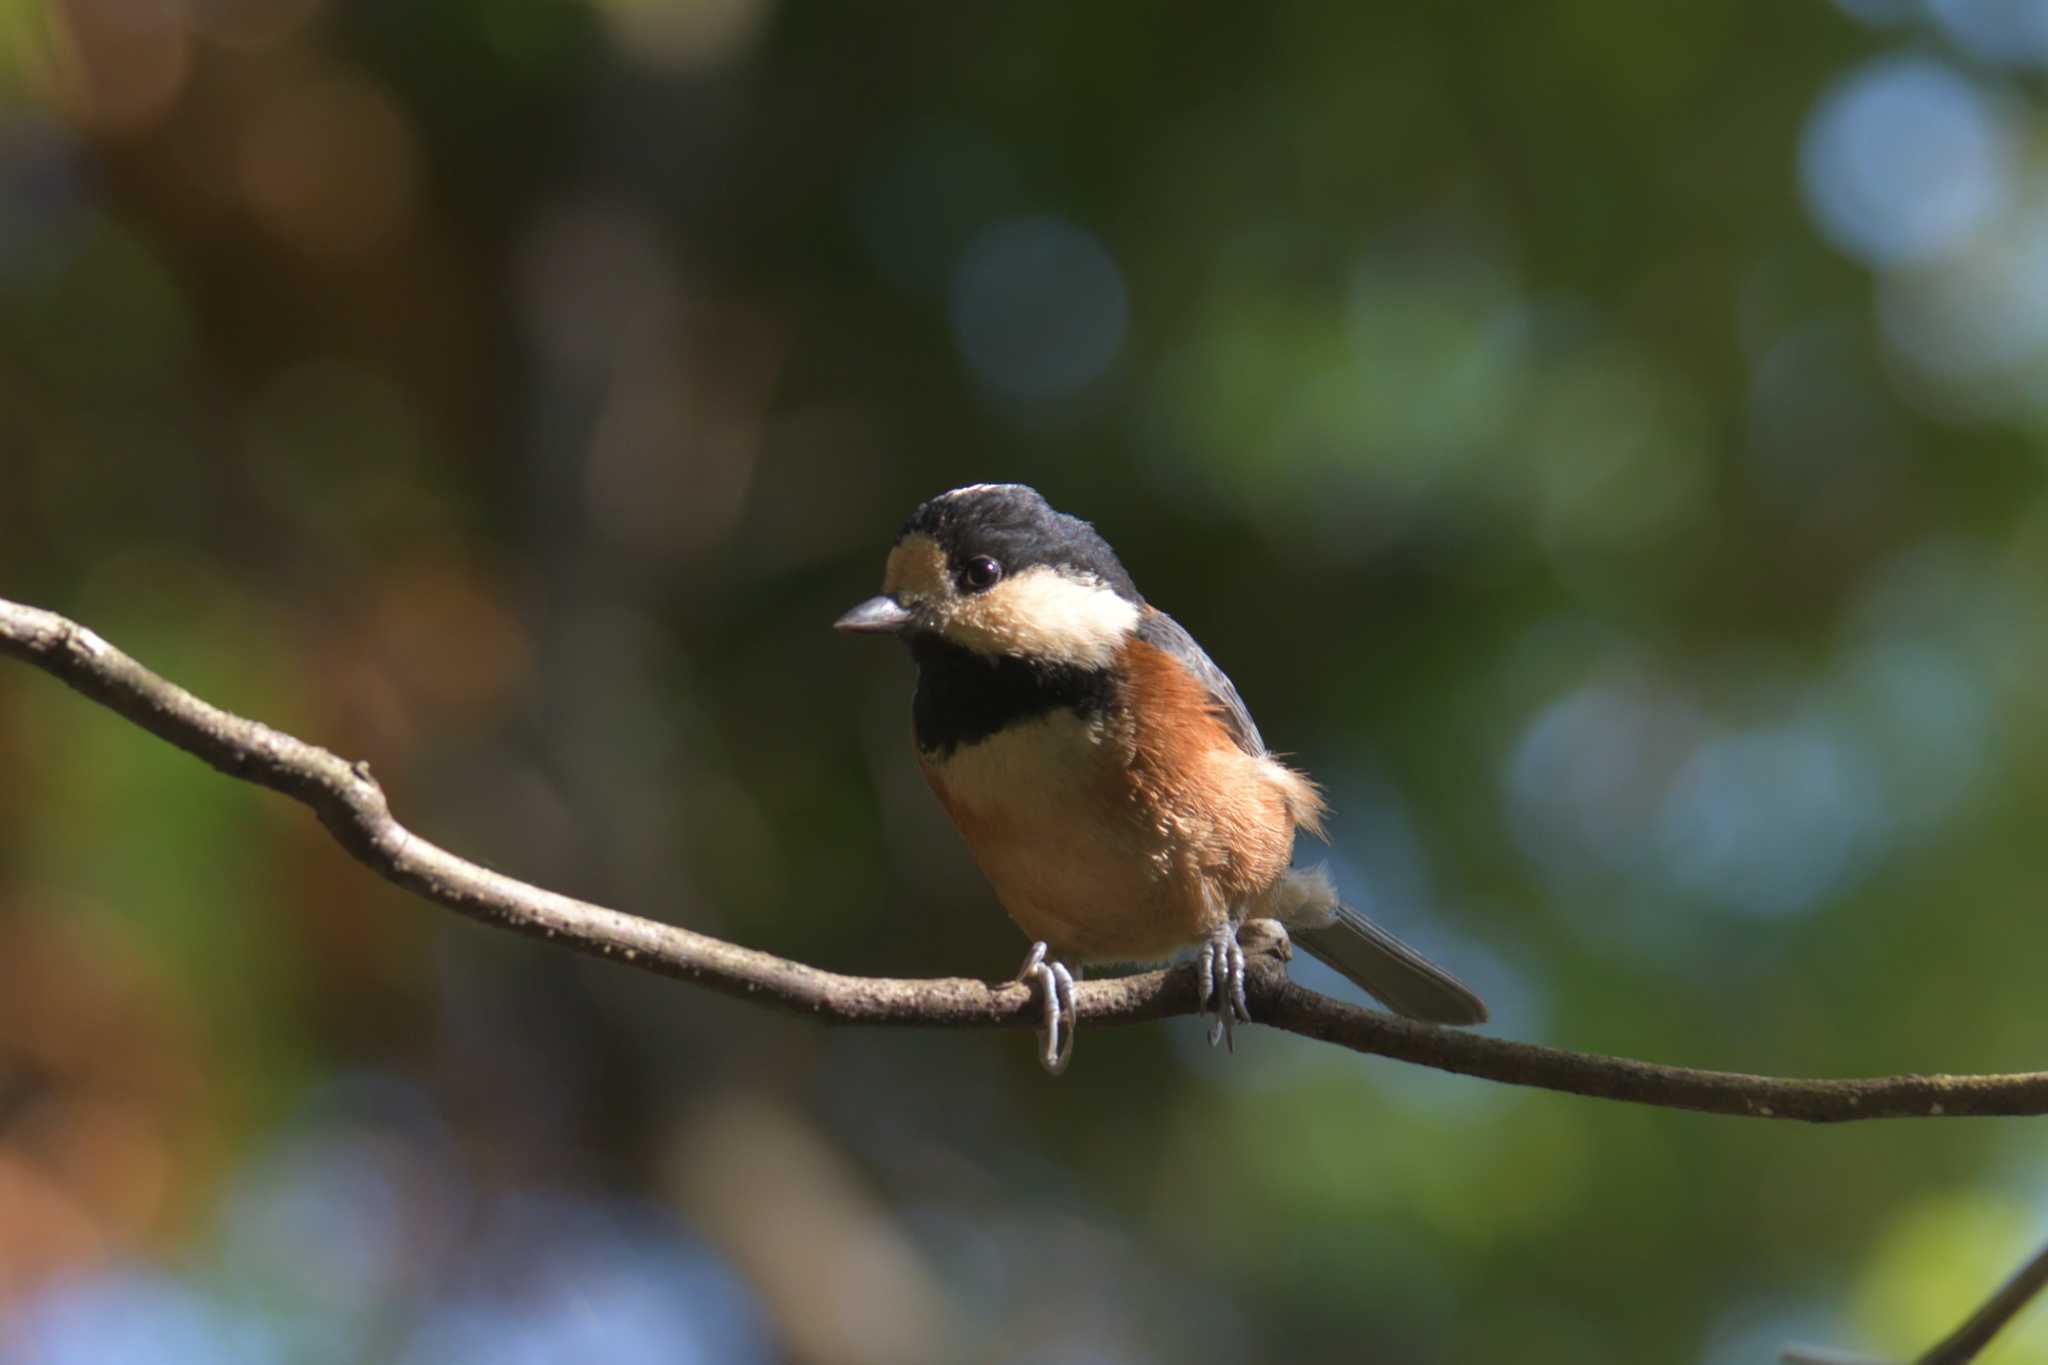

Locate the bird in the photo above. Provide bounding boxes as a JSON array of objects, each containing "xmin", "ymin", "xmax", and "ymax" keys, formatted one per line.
[{"xmin": 836, "ymin": 483, "xmax": 1486, "ymax": 1072}]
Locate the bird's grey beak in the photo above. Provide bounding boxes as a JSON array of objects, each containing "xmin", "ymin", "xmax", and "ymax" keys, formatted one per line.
[{"xmin": 834, "ymin": 595, "xmax": 915, "ymax": 635}]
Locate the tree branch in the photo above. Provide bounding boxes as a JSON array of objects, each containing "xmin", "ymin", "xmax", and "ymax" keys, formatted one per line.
[{"xmin": 4, "ymin": 594, "xmax": 2047, "ymax": 1121}]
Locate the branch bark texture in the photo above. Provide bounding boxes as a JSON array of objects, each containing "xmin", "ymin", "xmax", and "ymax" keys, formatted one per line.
[{"xmin": 3, "ymin": 595, "xmax": 2046, "ymax": 1123}]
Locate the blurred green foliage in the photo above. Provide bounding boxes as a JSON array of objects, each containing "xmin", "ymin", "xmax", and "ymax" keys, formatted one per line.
[{"xmin": 5, "ymin": 1, "xmax": 2048, "ymax": 1362}]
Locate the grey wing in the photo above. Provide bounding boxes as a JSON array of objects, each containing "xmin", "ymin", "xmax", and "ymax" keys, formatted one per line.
[
  {"xmin": 1135, "ymin": 609, "xmax": 1266, "ymax": 756},
  {"xmin": 1140, "ymin": 614, "xmax": 1489, "ymax": 1028}
]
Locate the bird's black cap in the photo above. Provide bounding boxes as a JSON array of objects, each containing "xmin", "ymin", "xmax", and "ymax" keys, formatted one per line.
[{"xmin": 898, "ymin": 484, "xmax": 1141, "ymax": 603}]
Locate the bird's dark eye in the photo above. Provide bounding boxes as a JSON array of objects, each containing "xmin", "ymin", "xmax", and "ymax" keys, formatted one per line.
[{"xmin": 962, "ymin": 556, "xmax": 1003, "ymax": 592}]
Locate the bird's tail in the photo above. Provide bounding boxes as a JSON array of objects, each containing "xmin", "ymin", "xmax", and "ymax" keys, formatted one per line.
[{"xmin": 1265, "ymin": 866, "xmax": 1488, "ymax": 1026}]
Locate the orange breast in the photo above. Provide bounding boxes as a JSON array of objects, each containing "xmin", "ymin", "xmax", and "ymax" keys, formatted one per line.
[
  {"xmin": 919, "ymin": 637, "xmax": 1307, "ymax": 965},
  {"xmin": 1117, "ymin": 637, "xmax": 1302, "ymax": 913}
]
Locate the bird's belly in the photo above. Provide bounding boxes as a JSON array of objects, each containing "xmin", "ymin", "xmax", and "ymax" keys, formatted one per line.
[{"xmin": 921, "ymin": 710, "xmax": 1218, "ymax": 963}]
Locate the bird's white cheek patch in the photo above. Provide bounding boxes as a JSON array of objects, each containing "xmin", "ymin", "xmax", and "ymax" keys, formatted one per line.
[{"xmin": 951, "ymin": 567, "xmax": 1139, "ymax": 669}]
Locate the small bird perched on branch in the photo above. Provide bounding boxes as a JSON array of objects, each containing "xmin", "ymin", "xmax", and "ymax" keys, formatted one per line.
[{"xmin": 837, "ymin": 484, "xmax": 1486, "ymax": 1072}]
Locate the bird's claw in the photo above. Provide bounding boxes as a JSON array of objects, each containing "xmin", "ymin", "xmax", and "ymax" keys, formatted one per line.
[
  {"xmin": 1195, "ymin": 927, "xmax": 1250, "ymax": 1051},
  {"xmin": 1015, "ymin": 941, "xmax": 1077, "ymax": 1075}
]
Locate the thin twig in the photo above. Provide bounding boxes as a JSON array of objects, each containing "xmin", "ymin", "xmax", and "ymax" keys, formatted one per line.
[
  {"xmin": 1780, "ymin": 1236, "xmax": 2048, "ymax": 1364},
  {"xmin": 1919, "ymin": 1236, "xmax": 2048, "ymax": 1363},
  {"xmin": 4, "ymin": 594, "xmax": 2048, "ymax": 1120}
]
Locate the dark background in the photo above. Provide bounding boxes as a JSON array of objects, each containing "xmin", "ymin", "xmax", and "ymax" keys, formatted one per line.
[{"xmin": 5, "ymin": 1, "xmax": 2048, "ymax": 1361}]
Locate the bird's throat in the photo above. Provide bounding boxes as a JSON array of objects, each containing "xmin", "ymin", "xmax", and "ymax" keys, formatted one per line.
[{"xmin": 908, "ymin": 635, "xmax": 1116, "ymax": 759}]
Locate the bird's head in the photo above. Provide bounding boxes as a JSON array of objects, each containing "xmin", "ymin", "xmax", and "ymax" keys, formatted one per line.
[{"xmin": 835, "ymin": 483, "xmax": 1142, "ymax": 669}]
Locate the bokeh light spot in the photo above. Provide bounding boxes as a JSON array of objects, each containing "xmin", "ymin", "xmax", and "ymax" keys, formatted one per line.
[
  {"xmin": 1839, "ymin": 639, "xmax": 1989, "ymax": 831},
  {"xmin": 1658, "ymin": 718, "xmax": 1880, "ymax": 917},
  {"xmin": 399, "ymin": 1196, "xmax": 769, "ymax": 1365},
  {"xmin": 1876, "ymin": 196, "xmax": 2048, "ymax": 420},
  {"xmin": 1928, "ymin": 0, "xmax": 2048, "ymax": 67},
  {"xmin": 949, "ymin": 214, "xmax": 1128, "ymax": 403},
  {"xmin": 1344, "ymin": 245, "xmax": 1528, "ymax": 462},
  {"xmin": 3, "ymin": 1267, "xmax": 274, "ymax": 1365},
  {"xmin": 1800, "ymin": 56, "xmax": 2010, "ymax": 268},
  {"xmin": 237, "ymin": 70, "xmax": 418, "ymax": 260},
  {"xmin": 39, "ymin": 0, "xmax": 191, "ymax": 135},
  {"xmin": 593, "ymin": 0, "xmax": 773, "ymax": 71},
  {"xmin": 1522, "ymin": 347, "xmax": 1712, "ymax": 561},
  {"xmin": 1506, "ymin": 677, "xmax": 1703, "ymax": 888},
  {"xmin": 226, "ymin": 1074, "xmax": 466, "ymax": 1298}
]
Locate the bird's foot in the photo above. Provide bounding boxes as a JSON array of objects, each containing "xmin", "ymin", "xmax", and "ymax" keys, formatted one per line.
[
  {"xmin": 1195, "ymin": 925, "xmax": 1251, "ymax": 1051},
  {"xmin": 1014, "ymin": 941, "xmax": 1078, "ymax": 1075}
]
